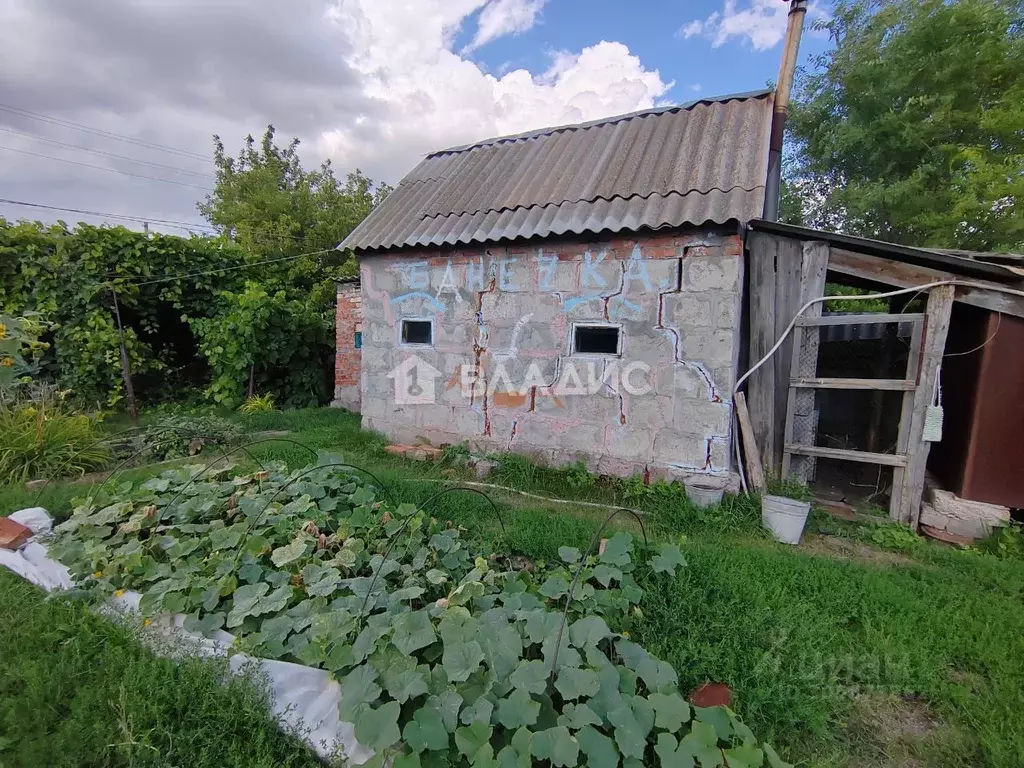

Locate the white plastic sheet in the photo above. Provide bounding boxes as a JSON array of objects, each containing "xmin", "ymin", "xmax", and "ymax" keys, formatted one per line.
[{"xmin": 0, "ymin": 508, "xmax": 372, "ymax": 765}]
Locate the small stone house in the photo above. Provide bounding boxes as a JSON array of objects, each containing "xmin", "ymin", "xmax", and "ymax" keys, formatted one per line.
[{"xmin": 337, "ymin": 90, "xmax": 775, "ymax": 488}]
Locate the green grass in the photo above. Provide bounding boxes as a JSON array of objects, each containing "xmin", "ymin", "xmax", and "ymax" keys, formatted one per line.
[
  {"xmin": 0, "ymin": 570, "xmax": 321, "ymax": 768},
  {"xmin": 4, "ymin": 405, "xmax": 1024, "ymax": 767}
]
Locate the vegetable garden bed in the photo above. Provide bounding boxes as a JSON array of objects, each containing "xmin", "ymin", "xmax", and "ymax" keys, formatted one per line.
[{"xmin": 14, "ymin": 453, "xmax": 790, "ymax": 767}]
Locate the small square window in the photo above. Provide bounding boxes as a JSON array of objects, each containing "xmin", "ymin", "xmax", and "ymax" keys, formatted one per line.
[
  {"xmin": 354, "ymin": 331, "xmax": 362, "ymax": 349},
  {"xmin": 401, "ymin": 319, "xmax": 433, "ymax": 345},
  {"xmin": 573, "ymin": 324, "xmax": 620, "ymax": 355}
]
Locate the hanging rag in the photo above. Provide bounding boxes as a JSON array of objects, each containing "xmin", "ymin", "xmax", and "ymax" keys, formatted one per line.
[{"xmin": 922, "ymin": 364, "xmax": 943, "ymax": 442}]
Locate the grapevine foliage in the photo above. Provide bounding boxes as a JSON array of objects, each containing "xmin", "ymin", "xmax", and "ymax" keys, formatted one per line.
[{"xmin": 51, "ymin": 456, "xmax": 791, "ymax": 768}]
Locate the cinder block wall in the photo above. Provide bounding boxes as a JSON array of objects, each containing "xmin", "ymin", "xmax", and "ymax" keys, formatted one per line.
[
  {"xmin": 332, "ymin": 280, "xmax": 362, "ymax": 412},
  {"xmin": 358, "ymin": 230, "xmax": 743, "ymax": 484}
]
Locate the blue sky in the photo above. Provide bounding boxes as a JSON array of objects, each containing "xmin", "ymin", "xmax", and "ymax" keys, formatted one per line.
[{"xmin": 460, "ymin": 0, "xmax": 834, "ymax": 106}]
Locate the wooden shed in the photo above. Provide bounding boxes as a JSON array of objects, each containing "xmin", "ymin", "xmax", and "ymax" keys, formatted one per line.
[{"xmin": 742, "ymin": 220, "xmax": 1024, "ymax": 527}]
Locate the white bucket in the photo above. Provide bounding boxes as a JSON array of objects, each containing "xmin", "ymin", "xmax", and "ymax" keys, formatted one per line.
[
  {"xmin": 684, "ymin": 481, "xmax": 724, "ymax": 509},
  {"xmin": 761, "ymin": 495, "xmax": 811, "ymax": 545}
]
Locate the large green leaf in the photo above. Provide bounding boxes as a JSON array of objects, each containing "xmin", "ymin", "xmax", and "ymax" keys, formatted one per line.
[
  {"xmin": 509, "ymin": 659, "xmax": 549, "ymax": 694},
  {"xmin": 554, "ymin": 667, "xmax": 600, "ymax": 700},
  {"xmin": 355, "ymin": 701, "xmax": 401, "ymax": 751},
  {"xmin": 404, "ymin": 705, "xmax": 450, "ymax": 752},
  {"xmin": 393, "ymin": 609, "xmax": 437, "ymax": 655},
  {"xmin": 270, "ymin": 536, "xmax": 312, "ymax": 567},
  {"xmin": 495, "ymin": 688, "xmax": 540, "ymax": 729},
  {"xmin": 608, "ymin": 696, "xmax": 653, "ymax": 759},
  {"xmin": 442, "ymin": 640, "xmax": 485, "ymax": 683},
  {"xmin": 455, "ymin": 721, "xmax": 494, "ymax": 764},
  {"xmin": 226, "ymin": 582, "xmax": 269, "ymax": 627},
  {"xmin": 301, "ymin": 564, "xmax": 341, "ymax": 597},
  {"xmin": 385, "ymin": 667, "xmax": 430, "ymax": 704},
  {"xmin": 723, "ymin": 744, "xmax": 763, "ymax": 768},
  {"xmin": 578, "ymin": 726, "xmax": 619, "ymax": 768},
  {"xmin": 636, "ymin": 656, "xmax": 678, "ymax": 693},
  {"xmin": 649, "ymin": 692, "xmax": 691, "ymax": 731},
  {"xmin": 338, "ymin": 665, "xmax": 382, "ymax": 722},
  {"xmin": 650, "ymin": 544, "xmax": 686, "ymax": 576},
  {"xmin": 531, "ymin": 725, "xmax": 579, "ymax": 768},
  {"xmin": 428, "ymin": 689, "xmax": 464, "ymax": 733},
  {"xmin": 558, "ymin": 702, "xmax": 602, "ymax": 730},
  {"xmin": 599, "ymin": 533, "xmax": 632, "ymax": 567},
  {"xmin": 568, "ymin": 615, "xmax": 611, "ymax": 649}
]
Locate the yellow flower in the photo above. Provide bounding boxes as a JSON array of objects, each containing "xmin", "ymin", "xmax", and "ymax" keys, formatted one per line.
[
  {"xmin": 114, "ymin": 589, "xmax": 125, "ymax": 598},
  {"xmin": 0, "ymin": 322, "xmax": 6, "ymax": 339},
  {"xmin": 0, "ymin": 357, "xmax": 13, "ymax": 368},
  {"xmin": 92, "ymin": 570, "xmax": 104, "ymax": 579},
  {"xmin": 143, "ymin": 618, "xmax": 152, "ymax": 627}
]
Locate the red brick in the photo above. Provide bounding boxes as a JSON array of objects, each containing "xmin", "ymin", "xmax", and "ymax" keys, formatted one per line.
[{"xmin": 0, "ymin": 517, "xmax": 32, "ymax": 550}]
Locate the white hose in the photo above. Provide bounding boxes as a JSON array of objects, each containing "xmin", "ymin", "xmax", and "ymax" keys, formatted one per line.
[{"xmin": 731, "ymin": 279, "xmax": 1024, "ymax": 494}]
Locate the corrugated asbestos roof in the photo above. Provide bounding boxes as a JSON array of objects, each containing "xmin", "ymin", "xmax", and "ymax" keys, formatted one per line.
[{"xmin": 340, "ymin": 89, "xmax": 775, "ymax": 253}]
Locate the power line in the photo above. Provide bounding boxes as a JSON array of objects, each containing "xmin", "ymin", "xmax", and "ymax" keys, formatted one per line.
[
  {"xmin": 114, "ymin": 248, "xmax": 335, "ymax": 288},
  {"xmin": 0, "ymin": 102, "xmax": 213, "ymax": 164},
  {"xmin": 0, "ymin": 198, "xmax": 218, "ymax": 232},
  {"xmin": 0, "ymin": 127, "xmax": 214, "ymax": 180},
  {"xmin": 0, "ymin": 198, "xmax": 339, "ymax": 247},
  {"xmin": 0, "ymin": 144, "xmax": 213, "ymax": 191}
]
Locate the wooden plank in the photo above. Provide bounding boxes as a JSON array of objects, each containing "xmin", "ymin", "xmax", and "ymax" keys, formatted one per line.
[
  {"xmin": 774, "ymin": 236, "xmax": 804, "ymax": 473},
  {"xmin": 781, "ymin": 324, "xmax": 804, "ymax": 480},
  {"xmin": 734, "ymin": 392, "xmax": 766, "ymax": 493},
  {"xmin": 746, "ymin": 231, "xmax": 780, "ymax": 472},
  {"xmin": 796, "ymin": 312, "xmax": 925, "ymax": 327},
  {"xmin": 785, "ymin": 444, "xmax": 908, "ymax": 468},
  {"xmin": 791, "ymin": 377, "xmax": 916, "ymax": 391},
  {"xmin": 890, "ymin": 318, "xmax": 925, "ymax": 519},
  {"xmin": 898, "ymin": 285, "xmax": 955, "ymax": 525},
  {"xmin": 789, "ymin": 240, "xmax": 830, "ymax": 483},
  {"xmin": 827, "ymin": 247, "xmax": 1024, "ymax": 320}
]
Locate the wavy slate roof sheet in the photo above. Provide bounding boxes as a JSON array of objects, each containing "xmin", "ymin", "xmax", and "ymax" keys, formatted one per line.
[{"xmin": 341, "ymin": 89, "xmax": 775, "ymax": 253}]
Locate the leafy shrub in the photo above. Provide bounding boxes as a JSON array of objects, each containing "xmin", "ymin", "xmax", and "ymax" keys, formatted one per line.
[
  {"xmin": 863, "ymin": 523, "xmax": 924, "ymax": 553},
  {"xmin": 977, "ymin": 523, "xmax": 1024, "ymax": 561},
  {"xmin": 52, "ymin": 458, "xmax": 790, "ymax": 768},
  {"xmin": 565, "ymin": 461, "xmax": 596, "ymax": 489},
  {"xmin": 188, "ymin": 283, "xmax": 332, "ymax": 409},
  {"xmin": 0, "ymin": 398, "xmax": 109, "ymax": 485},
  {"xmin": 141, "ymin": 414, "xmax": 243, "ymax": 461},
  {"xmin": 239, "ymin": 394, "xmax": 276, "ymax": 415},
  {"xmin": 0, "ymin": 312, "xmax": 51, "ymax": 398}
]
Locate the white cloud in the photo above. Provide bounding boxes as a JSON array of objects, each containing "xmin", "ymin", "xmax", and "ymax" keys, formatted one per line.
[
  {"xmin": 464, "ymin": 0, "xmax": 547, "ymax": 53},
  {"xmin": 0, "ymin": 0, "xmax": 669, "ymax": 231},
  {"xmin": 682, "ymin": 0, "xmax": 824, "ymax": 52},
  {"xmin": 320, "ymin": 0, "xmax": 669, "ymax": 179}
]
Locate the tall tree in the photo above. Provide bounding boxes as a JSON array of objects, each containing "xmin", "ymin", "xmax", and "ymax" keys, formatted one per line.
[
  {"xmin": 198, "ymin": 126, "xmax": 390, "ymax": 298},
  {"xmin": 786, "ymin": 0, "xmax": 1024, "ymax": 251}
]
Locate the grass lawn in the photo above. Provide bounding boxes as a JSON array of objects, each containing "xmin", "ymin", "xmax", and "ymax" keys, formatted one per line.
[
  {"xmin": 0, "ymin": 570, "xmax": 322, "ymax": 768},
  {"xmin": 2, "ymin": 405, "xmax": 1024, "ymax": 767}
]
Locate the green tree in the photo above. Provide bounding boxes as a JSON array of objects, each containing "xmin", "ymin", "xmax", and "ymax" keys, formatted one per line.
[
  {"xmin": 787, "ymin": 0, "xmax": 1024, "ymax": 251},
  {"xmin": 198, "ymin": 125, "xmax": 390, "ymax": 298}
]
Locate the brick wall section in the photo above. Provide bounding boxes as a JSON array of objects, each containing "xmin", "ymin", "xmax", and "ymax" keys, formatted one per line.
[
  {"xmin": 357, "ymin": 229, "xmax": 743, "ymax": 487},
  {"xmin": 331, "ymin": 280, "xmax": 362, "ymax": 412}
]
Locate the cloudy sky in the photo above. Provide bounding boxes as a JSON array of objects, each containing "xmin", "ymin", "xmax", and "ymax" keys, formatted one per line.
[{"xmin": 0, "ymin": 0, "xmax": 830, "ymax": 235}]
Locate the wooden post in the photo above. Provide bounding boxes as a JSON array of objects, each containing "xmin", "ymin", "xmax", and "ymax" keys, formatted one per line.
[
  {"xmin": 789, "ymin": 241, "xmax": 829, "ymax": 482},
  {"xmin": 110, "ymin": 288, "xmax": 139, "ymax": 426},
  {"xmin": 735, "ymin": 392, "xmax": 766, "ymax": 493},
  {"xmin": 898, "ymin": 285, "xmax": 954, "ymax": 525}
]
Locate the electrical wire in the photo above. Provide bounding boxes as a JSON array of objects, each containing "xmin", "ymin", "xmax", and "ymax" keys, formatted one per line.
[
  {"xmin": 111, "ymin": 248, "xmax": 335, "ymax": 288},
  {"xmin": 0, "ymin": 102, "xmax": 213, "ymax": 163},
  {"xmin": 0, "ymin": 127, "xmax": 214, "ymax": 179},
  {"xmin": 0, "ymin": 198, "xmax": 218, "ymax": 232},
  {"xmin": 732, "ymin": 279, "xmax": 1024, "ymax": 495},
  {"xmin": 0, "ymin": 144, "xmax": 213, "ymax": 191},
  {"xmin": 0, "ymin": 197, "xmax": 335, "ymax": 248}
]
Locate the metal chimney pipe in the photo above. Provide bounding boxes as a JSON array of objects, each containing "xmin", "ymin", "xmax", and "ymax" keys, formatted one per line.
[{"xmin": 763, "ymin": 0, "xmax": 808, "ymax": 221}]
